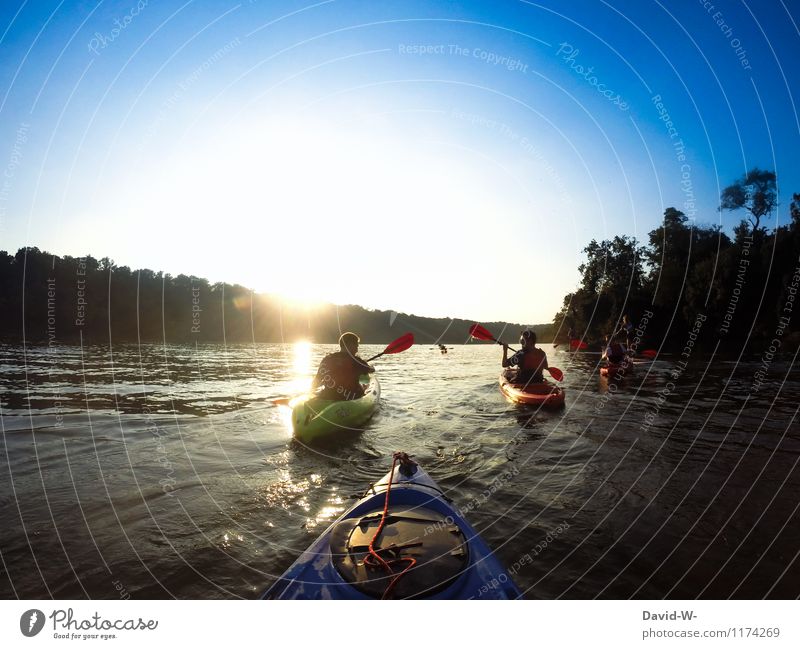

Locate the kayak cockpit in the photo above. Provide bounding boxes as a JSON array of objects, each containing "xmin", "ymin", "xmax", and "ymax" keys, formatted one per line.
[{"xmin": 329, "ymin": 506, "xmax": 469, "ymax": 599}]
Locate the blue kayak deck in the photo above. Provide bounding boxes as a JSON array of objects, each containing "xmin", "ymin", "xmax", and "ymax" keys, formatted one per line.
[{"xmin": 263, "ymin": 465, "xmax": 520, "ymax": 600}]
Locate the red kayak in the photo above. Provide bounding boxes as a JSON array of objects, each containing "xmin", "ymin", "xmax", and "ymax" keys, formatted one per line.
[
  {"xmin": 498, "ymin": 372, "xmax": 565, "ymax": 409},
  {"xmin": 600, "ymin": 359, "xmax": 634, "ymax": 379}
]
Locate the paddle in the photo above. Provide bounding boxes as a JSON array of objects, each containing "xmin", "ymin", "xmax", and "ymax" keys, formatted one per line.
[
  {"xmin": 469, "ymin": 324, "xmax": 564, "ymax": 382},
  {"xmin": 469, "ymin": 323, "xmax": 509, "ymax": 347},
  {"xmin": 639, "ymin": 349, "xmax": 658, "ymax": 359},
  {"xmin": 366, "ymin": 332, "xmax": 415, "ymax": 362}
]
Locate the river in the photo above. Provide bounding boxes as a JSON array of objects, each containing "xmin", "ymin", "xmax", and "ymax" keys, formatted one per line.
[{"xmin": 1, "ymin": 341, "xmax": 798, "ymax": 598}]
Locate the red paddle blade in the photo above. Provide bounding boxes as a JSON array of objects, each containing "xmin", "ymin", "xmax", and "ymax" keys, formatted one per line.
[
  {"xmin": 469, "ymin": 324, "xmax": 496, "ymax": 341},
  {"xmin": 640, "ymin": 349, "xmax": 658, "ymax": 359},
  {"xmin": 383, "ymin": 333, "xmax": 414, "ymax": 355},
  {"xmin": 272, "ymin": 398, "xmax": 291, "ymax": 406},
  {"xmin": 569, "ymin": 339, "xmax": 588, "ymax": 350},
  {"xmin": 547, "ymin": 367, "xmax": 564, "ymax": 382}
]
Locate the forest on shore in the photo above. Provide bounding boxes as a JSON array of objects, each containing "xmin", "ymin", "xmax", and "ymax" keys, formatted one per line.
[
  {"xmin": 554, "ymin": 169, "xmax": 800, "ymax": 351},
  {"xmin": 0, "ymin": 247, "xmax": 551, "ymax": 345},
  {"xmin": 4, "ymin": 167, "xmax": 796, "ymax": 351}
]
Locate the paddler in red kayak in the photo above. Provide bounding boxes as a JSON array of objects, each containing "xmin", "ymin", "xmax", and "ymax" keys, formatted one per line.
[
  {"xmin": 602, "ymin": 334, "xmax": 627, "ymax": 364},
  {"xmin": 615, "ymin": 314, "xmax": 634, "ymax": 348},
  {"xmin": 502, "ymin": 329, "xmax": 549, "ymax": 385},
  {"xmin": 312, "ymin": 332, "xmax": 375, "ymax": 401}
]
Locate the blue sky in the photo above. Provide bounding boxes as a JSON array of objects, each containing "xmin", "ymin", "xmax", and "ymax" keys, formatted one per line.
[{"xmin": 0, "ymin": 0, "xmax": 798, "ymax": 323}]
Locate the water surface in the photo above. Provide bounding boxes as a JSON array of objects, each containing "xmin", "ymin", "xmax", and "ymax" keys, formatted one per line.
[{"xmin": 1, "ymin": 342, "xmax": 798, "ymax": 598}]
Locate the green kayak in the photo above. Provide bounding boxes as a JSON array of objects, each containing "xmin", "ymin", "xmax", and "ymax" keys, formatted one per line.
[{"xmin": 291, "ymin": 374, "xmax": 380, "ymax": 444}]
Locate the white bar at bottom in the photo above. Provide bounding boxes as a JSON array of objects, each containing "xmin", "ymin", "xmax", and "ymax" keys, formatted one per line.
[{"xmin": 0, "ymin": 600, "xmax": 796, "ymax": 647}]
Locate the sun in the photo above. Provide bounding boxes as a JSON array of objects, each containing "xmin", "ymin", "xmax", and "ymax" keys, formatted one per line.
[{"xmin": 254, "ymin": 282, "xmax": 326, "ymax": 311}]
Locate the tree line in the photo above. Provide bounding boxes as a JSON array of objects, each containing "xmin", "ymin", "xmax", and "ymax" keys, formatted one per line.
[
  {"xmin": 0, "ymin": 248, "xmax": 552, "ymax": 345},
  {"xmin": 554, "ymin": 168, "xmax": 800, "ymax": 349}
]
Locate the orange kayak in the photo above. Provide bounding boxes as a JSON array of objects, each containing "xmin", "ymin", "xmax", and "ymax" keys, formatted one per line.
[{"xmin": 498, "ymin": 372, "xmax": 565, "ymax": 409}]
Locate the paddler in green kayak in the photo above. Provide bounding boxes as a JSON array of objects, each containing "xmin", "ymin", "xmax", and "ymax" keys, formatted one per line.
[
  {"xmin": 312, "ymin": 332, "xmax": 375, "ymax": 401},
  {"xmin": 502, "ymin": 329, "xmax": 549, "ymax": 384}
]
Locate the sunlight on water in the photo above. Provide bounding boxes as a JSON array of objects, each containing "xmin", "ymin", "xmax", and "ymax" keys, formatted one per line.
[
  {"xmin": 289, "ymin": 340, "xmax": 313, "ymax": 393},
  {"xmin": 259, "ymin": 467, "xmax": 314, "ymax": 512},
  {"xmin": 220, "ymin": 532, "xmax": 245, "ymax": 549},
  {"xmin": 278, "ymin": 402, "xmax": 294, "ymax": 435},
  {"xmin": 277, "ymin": 341, "xmax": 315, "ymax": 434},
  {"xmin": 307, "ymin": 503, "xmax": 345, "ymax": 531}
]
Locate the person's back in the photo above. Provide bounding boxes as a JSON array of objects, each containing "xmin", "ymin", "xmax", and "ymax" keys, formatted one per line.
[
  {"xmin": 617, "ymin": 315, "xmax": 633, "ymax": 347},
  {"xmin": 503, "ymin": 330, "xmax": 548, "ymax": 384},
  {"xmin": 313, "ymin": 333, "xmax": 374, "ymax": 401},
  {"xmin": 514, "ymin": 347, "xmax": 547, "ymax": 383},
  {"xmin": 605, "ymin": 340, "xmax": 626, "ymax": 364}
]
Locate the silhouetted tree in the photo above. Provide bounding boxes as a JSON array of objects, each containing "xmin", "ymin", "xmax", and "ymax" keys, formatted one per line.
[
  {"xmin": 791, "ymin": 193, "xmax": 800, "ymax": 230},
  {"xmin": 554, "ymin": 236, "xmax": 647, "ymax": 340},
  {"xmin": 720, "ymin": 168, "xmax": 777, "ymax": 237},
  {"xmin": 555, "ymin": 168, "xmax": 797, "ymax": 348}
]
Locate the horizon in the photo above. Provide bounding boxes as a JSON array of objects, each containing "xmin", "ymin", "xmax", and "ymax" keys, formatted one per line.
[
  {"xmin": 0, "ymin": 245, "xmax": 553, "ymax": 329},
  {"xmin": 1, "ymin": 1, "xmax": 798, "ymax": 323}
]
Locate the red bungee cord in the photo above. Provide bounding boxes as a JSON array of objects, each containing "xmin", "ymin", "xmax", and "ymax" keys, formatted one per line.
[{"xmin": 364, "ymin": 451, "xmax": 418, "ymax": 599}]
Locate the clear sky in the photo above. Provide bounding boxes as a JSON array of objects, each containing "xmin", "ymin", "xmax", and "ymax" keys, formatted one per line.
[{"xmin": 0, "ymin": 0, "xmax": 798, "ymax": 323}]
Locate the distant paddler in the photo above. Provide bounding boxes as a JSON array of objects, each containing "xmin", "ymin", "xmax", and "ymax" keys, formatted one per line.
[
  {"xmin": 562, "ymin": 324, "xmax": 588, "ymax": 351},
  {"xmin": 602, "ymin": 334, "xmax": 628, "ymax": 364},
  {"xmin": 615, "ymin": 314, "xmax": 634, "ymax": 349}
]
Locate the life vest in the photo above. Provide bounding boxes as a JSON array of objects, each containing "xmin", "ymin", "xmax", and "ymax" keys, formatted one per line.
[
  {"xmin": 606, "ymin": 343, "xmax": 626, "ymax": 362},
  {"xmin": 520, "ymin": 348, "xmax": 547, "ymax": 374},
  {"xmin": 317, "ymin": 352, "xmax": 368, "ymax": 400}
]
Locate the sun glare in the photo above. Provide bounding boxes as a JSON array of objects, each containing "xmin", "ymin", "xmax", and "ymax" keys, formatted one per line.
[
  {"xmin": 271, "ymin": 288, "xmax": 326, "ymax": 311},
  {"xmin": 292, "ymin": 340, "xmax": 313, "ymax": 377},
  {"xmin": 107, "ymin": 114, "xmax": 541, "ymax": 319}
]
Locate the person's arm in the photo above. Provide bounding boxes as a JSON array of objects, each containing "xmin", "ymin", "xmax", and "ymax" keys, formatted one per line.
[
  {"xmin": 616, "ymin": 322, "xmax": 632, "ymax": 338},
  {"xmin": 501, "ymin": 344, "xmax": 511, "ymax": 368},
  {"xmin": 313, "ymin": 355, "xmax": 339, "ymax": 390},
  {"xmin": 354, "ymin": 356, "xmax": 375, "ymax": 374},
  {"xmin": 311, "ymin": 359, "xmax": 327, "ymax": 390}
]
